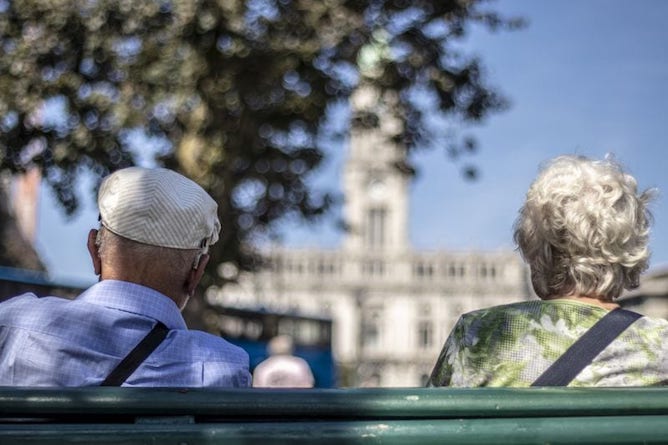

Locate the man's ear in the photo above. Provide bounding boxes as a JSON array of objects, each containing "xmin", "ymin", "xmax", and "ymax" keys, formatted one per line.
[
  {"xmin": 87, "ymin": 229, "xmax": 102, "ymax": 276},
  {"xmin": 186, "ymin": 253, "xmax": 210, "ymax": 297}
]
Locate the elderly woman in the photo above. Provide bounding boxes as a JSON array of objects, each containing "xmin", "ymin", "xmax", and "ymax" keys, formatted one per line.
[{"xmin": 428, "ymin": 155, "xmax": 668, "ymax": 387}]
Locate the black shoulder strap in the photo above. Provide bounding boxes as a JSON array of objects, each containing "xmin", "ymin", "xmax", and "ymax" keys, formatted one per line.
[
  {"xmin": 101, "ymin": 321, "xmax": 169, "ymax": 387},
  {"xmin": 531, "ymin": 308, "xmax": 642, "ymax": 387}
]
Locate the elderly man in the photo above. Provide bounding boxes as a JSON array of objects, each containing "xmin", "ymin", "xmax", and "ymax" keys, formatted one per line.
[{"xmin": 0, "ymin": 167, "xmax": 251, "ymax": 387}]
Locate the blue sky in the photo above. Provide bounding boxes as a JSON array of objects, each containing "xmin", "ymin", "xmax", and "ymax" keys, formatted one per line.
[
  {"xmin": 36, "ymin": 0, "xmax": 668, "ymax": 284},
  {"xmin": 410, "ymin": 0, "xmax": 668, "ymax": 257}
]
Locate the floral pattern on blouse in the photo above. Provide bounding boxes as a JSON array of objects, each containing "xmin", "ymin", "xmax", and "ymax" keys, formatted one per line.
[{"xmin": 428, "ymin": 299, "xmax": 668, "ymax": 387}]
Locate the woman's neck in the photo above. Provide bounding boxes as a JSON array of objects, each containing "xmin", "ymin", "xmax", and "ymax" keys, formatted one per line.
[{"xmin": 549, "ymin": 294, "xmax": 620, "ymax": 310}]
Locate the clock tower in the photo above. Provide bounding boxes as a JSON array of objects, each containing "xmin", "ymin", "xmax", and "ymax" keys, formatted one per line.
[
  {"xmin": 213, "ymin": 83, "xmax": 530, "ymax": 388},
  {"xmin": 342, "ymin": 84, "xmax": 410, "ymax": 254}
]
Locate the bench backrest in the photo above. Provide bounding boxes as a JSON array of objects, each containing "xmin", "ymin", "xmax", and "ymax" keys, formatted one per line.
[{"xmin": 1, "ymin": 387, "xmax": 667, "ymax": 444}]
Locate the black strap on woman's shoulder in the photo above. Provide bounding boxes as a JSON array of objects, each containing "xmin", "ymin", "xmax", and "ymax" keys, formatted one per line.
[
  {"xmin": 531, "ymin": 308, "xmax": 642, "ymax": 387},
  {"xmin": 101, "ymin": 321, "xmax": 169, "ymax": 387}
]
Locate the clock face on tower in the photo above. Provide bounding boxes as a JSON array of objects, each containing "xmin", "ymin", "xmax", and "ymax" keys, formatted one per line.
[{"xmin": 367, "ymin": 177, "xmax": 386, "ymax": 201}]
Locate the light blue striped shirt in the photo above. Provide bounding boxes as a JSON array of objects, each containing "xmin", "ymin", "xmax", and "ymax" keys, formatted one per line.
[{"xmin": 0, "ymin": 280, "xmax": 251, "ymax": 387}]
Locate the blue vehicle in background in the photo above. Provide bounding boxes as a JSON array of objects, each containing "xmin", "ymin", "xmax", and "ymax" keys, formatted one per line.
[{"xmin": 206, "ymin": 306, "xmax": 337, "ymax": 388}]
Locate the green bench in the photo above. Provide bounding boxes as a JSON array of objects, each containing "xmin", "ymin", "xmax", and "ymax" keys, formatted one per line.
[{"xmin": 1, "ymin": 387, "xmax": 667, "ymax": 444}]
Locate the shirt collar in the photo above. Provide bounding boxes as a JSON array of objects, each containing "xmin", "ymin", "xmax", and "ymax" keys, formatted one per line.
[{"xmin": 76, "ymin": 280, "xmax": 187, "ymax": 330}]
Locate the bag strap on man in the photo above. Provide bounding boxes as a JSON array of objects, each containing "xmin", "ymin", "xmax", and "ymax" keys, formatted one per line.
[
  {"xmin": 100, "ymin": 321, "xmax": 169, "ymax": 387},
  {"xmin": 531, "ymin": 308, "xmax": 642, "ymax": 387}
]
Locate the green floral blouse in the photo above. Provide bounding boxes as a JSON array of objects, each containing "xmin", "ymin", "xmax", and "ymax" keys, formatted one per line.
[{"xmin": 428, "ymin": 299, "xmax": 668, "ymax": 387}]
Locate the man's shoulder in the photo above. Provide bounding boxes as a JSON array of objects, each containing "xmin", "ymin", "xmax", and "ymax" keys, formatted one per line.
[
  {"xmin": 173, "ymin": 329, "xmax": 249, "ymax": 364},
  {"xmin": 0, "ymin": 292, "xmax": 38, "ymax": 306},
  {"xmin": 0, "ymin": 293, "xmax": 69, "ymax": 321}
]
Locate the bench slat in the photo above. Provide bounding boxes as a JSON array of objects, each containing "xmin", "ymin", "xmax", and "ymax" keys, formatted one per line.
[
  {"xmin": 1, "ymin": 416, "xmax": 668, "ymax": 445},
  {"xmin": 1, "ymin": 387, "xmax": 667, "ymax": 420}
]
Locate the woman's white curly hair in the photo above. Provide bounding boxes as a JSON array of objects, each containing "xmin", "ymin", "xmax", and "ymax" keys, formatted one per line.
[{"xmin": 513, "ymin": 155, "xmax": 655, "ymax": 301}]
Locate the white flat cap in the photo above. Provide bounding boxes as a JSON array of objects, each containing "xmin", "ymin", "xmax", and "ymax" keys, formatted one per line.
[{"xmin": 98, "ymin": 167, "xmax": 220, "ymax": 250}]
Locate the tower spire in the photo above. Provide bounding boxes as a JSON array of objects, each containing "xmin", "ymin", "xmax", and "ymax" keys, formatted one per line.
[{"xmin": 342, "ymin": 82, "xmax": 410, "ymax": 253}]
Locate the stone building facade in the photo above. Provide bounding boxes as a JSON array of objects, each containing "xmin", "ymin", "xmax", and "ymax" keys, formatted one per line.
[
  {"xmin": 210, "ymin": 87, "xmax": 531, "ymax": 386},
  {"xmin": 619, "ymin": 266, "xmax": 668, "ymax": 320}
]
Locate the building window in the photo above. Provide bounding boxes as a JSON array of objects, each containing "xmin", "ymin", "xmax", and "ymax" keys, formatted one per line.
[
  {"xmin": 362, "ymin": 307, "xmax": 382, "ymax": 349},
  {"xmin": 269, "ymin": 260, "xmax": 282, "ymax": 273},
  {"xmin": 317, "ymin": 260, "xmax": 333, "ymax": 274},
  {"xmin": 479, "ymin": 263, "xmax": 496, "ymax": 280},
  {"xmin": 362, "ymin": 260, "xmax": 385, "ymax": 277},
  {"xmin": 417, "ymin": 320, "xmax": 433, "ymax": 349},
  {"xmin": 365, "ymin": 207, "xmax": 387, "ymax": 248},
  {"xmin": 448, "ymin": 264, "xmax": 457, "ymax": 277},
  {"xmin": 449, "ymin": 264, "xmax": 466, "ymax": 277},
  {"xmin": 416, "ymin": 263, "xmax": 434, "ymax": 278},
  {"xmin": 414, "ymin": 262, "xmax": 434, "ymax": 278}
]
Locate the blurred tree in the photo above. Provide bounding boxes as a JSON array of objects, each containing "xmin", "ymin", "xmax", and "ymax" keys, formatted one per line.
[{"xmin": 0, "ymin": 0, "xmax": 522, "ymax": 290}]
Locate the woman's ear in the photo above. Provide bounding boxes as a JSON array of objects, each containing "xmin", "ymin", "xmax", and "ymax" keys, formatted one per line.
[{"xmin": 87, "ymin": 229, "xmax": 102, "ymax": 276}]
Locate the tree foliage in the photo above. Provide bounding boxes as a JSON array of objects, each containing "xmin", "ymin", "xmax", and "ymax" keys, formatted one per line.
[{"xmin": 0, "ymin": 0, "xmax": 522, "ymax": 285}]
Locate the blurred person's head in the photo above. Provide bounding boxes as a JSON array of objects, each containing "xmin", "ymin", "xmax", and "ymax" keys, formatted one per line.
[
  {"xmin": 87, "ymin": 167, "xmax": 220, "ymax": 309},
  {"xmin": 514, "ymin": 155, "xmax": 655, "ymax": 301},
  {"xmin": 268, "ymin": 335, "xmax": 295, "ymax": 356}
]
